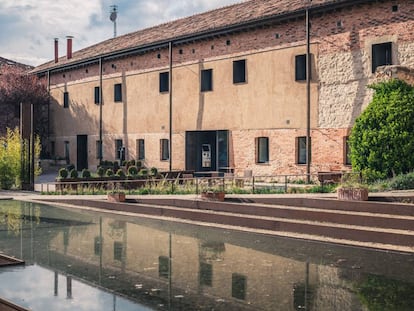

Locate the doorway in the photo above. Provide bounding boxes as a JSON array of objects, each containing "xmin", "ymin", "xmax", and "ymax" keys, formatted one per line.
[
  {"xmin": 185, "ymin": 130, "xmax": 228, "ymax": 173},
  {"xmin": 76, "ymin": 135, "xmax": 88, "ymax": 170}
]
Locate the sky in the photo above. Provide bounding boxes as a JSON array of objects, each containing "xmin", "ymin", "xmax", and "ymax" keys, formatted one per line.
[{"xmin": 0, "ymin": 0, "xmax": 242, "ymax": 67}]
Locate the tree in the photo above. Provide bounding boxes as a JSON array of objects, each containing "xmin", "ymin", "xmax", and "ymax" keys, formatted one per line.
[
  {"xmin": 0, "ymin": 65, "xmax": 49, "ymax": 155},
  {"xmin": 0, "ymin": 127, "xmax": 41, "ymax": 189},
  {"xmin": 349, "ymin": 79, "xmax": 414, "ymax": 181}
]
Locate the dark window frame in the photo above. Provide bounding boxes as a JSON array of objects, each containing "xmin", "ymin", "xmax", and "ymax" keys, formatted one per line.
[
  {"xmin": 297, "ymin": 136, "xmax": 311, "ymax": 165},
  {"xmin": 295, "ymin": 54, "xmax": 311, "ymax": 81},
  {"xmin": 63, "ymin": 91, "xmax": 69, "ymax": 108},
  {"xmin": 233, "ymin": 59, "xmax": 246, "ymax": 84},
  {"xmin": 159, "ymin": 72, "xmax": 169, "ymax": 93},
  {"xmin": 372, "ymin": 42, "xmax": 392, "ymax": 73},
  {"xmin": 159, "ymin": 256, "xmax": 170, "ymax": 278},
  {"xmin": 114, "ymin": 83, "xmax": 122, "ymax": 102},
  {"xmin": 113, "ymin": 241, "xmax": 123, "ymax": 261},
  {"xmin": 232, "ymin": 273, "xmax": 246, "ymax": 300},
  {"xmin": 115, "ymin": 139, "xmax": 123, "ymax": 160},
  {"xmin": 137, "ymin": 139, "xmax": 145, "ymax": 160},
  {"xmin": 94, "ymin": 86, "xmax": 100, "ymax": 104},
  {"xmin": 344, "ymin": 136, "xmax": 351, "ymax": 166},
  {"xmin": 160, "ymin": 139, "xmax": 169, "ymax": 161},
  {"xmin": 256, "ymin": 137, "xmax": 269, "ymax": 164},
  {"xmin": 201, "ymin": 69, "xmax": 213, "ymax": 92}
]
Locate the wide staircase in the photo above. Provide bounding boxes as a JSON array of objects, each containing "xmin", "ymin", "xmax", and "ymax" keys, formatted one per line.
[{"xmin": 46, "ymin": 195, "xmax": 414, "ymax": 252}]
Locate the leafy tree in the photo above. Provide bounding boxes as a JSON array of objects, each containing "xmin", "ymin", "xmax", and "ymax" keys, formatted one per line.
[
  {"xmin": 349, "ymin": 79, "xmax": 414, "ymax": 180},
  {"xmin": 0, "ymin": 65, "xmax": 49, "ymax": 156},
  {"xmin": 0, "ymin": 127, "xmax": 41, "ymax": 189}
]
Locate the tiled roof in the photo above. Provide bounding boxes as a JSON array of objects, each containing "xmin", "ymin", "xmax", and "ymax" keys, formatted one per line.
[
  {"xmin": 32, "ymin": 0, "xmax": 351, "ymax": 73},
  {"xmin": 0, "ymin": 56, "xmax": 33, "ymax": 72}
]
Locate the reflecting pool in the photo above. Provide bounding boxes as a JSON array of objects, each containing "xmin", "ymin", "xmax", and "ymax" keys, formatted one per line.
[{"xmin": 0, "ymin": 200, "xmax": 413, "ymax": 310}]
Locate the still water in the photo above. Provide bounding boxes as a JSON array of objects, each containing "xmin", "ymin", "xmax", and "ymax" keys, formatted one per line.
[{"xmin": 0, "ymin": 200, "xmax": 413, "ymax": 311}]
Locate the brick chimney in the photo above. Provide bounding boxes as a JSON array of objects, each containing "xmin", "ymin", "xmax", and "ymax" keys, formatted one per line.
[
  {"xmin": 66, "ymin": 36, "xmax": 73, "ymax": 60},
  {"xmin": 54, "ymin": 38, "xmax": 59, "ymax": 63}
]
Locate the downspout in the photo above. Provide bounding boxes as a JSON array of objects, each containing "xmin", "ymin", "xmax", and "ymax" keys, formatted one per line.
[
  {"xmin": 306, "ymin": 5, "xmax": 311, "ymax": 183},
  {"xmin": 47, "ymin": 70, "xmax": 50, "ymax": 153},
  {"xmin": 99, "ymin": 57, "xmax": 103, "ymax": 163},
  {"xmin": 169, "ymin": 42, "xmax": 173, "ymax": 171}
]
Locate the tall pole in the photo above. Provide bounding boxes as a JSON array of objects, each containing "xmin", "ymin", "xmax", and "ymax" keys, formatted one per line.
[
  {"xmin": 306, "ymin": 5, "xmax": 311, "ymax": 183},
  {"xmin": 169, "ymin": 42, "xmax": 173, "ymax": 171},
  {"xmin": 99, "ymin": 57, "xmax": 103, "ymax": 163},
  {"xmin": 30, "ymin": 102, "xmax": 35, "ymax": 190}
]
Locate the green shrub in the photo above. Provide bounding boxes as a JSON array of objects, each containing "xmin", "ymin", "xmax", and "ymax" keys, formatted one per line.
[
  {"xmin": 128, "ymin": 165, "xmax": 138, "ymax": 176},
  {"xmin": 81, "ymin": 169, "xmax": 91, "ymax": 178},
  {"xmin": 136, "ymin": 160, "xmax": 142, "ymax": 168},
  {"xmin": 106, "ymin": 168, "xmax": 114, "ymax": 177},
  {"xmin": 139, "ymin": 169, "xmax": 148, "ymax": 176},
  {"xmin": 150, "ymin": 167, "xmax": 158, "ymax": 176},
  {"xmin": 69, "ymin": 169, "xmax": 78, "ymax": 179},
  {"xmin": 97, "ymin": 166, "xmax": 105, "ymax": 177},
  {"xmin": 67, "ymin": 164, "xmax": 75, "ymax": 172},
  {"xmin": 129, "ymin": 159, "xmax": 136, "ymax": 166},
  {"xmin": 389, "ymin": 172, "xmax": 414, "ymax": 190},
  {"xmin": 350, "ymin": 79, "xmax": 414, "ymax": 181},
  {"xmin": 116, "ymin": 169, "xmax": 126, "ymax": 178},
  {"xmin": 58, "ymin": 168, "xmax": 69, "ymax": 179}
]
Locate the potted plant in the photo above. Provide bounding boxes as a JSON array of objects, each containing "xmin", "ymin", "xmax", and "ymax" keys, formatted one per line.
[
  {"xmin": 201, "ymin": 185, "xmax": 226, "ymax": 201},
  {"xmin": 107, "ymin": 181, "xmax": 126, "ymax": 202},
  {"xmin": 337, "ymin": 172, "xmax": 368, "ymax": 201}
]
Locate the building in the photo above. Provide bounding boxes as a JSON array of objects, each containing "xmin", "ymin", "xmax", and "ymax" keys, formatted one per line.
[
  {"xmin": 32, "ymin": 0, "xmax": 414, "ymax": 177},
  {"xmin": 0, "ymin": 57, "xmax": 33, "ymax": 136}
]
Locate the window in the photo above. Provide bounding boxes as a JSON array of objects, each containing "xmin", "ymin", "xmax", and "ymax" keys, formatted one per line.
[
  {"xmin": 94, "ymin": 237, "xmax": 102, "ymax": 255},
  {"xmin": 344, "ymin": 136, "xmax": 351, "ymax": 165},
  {"xmin": 96, "ymin": 140, "xmax": 102, "ymax": 159},
  {"xmin": 256, "ymin": 137, "xmax": 269, "ymax": 163},
  {"xmin": 232, "ymin": 273, "xmax": 246, "ymax": 300},
  {"xmin": 159, "ymin": 72, "xmax": 169, "ymax": 93},
  {"xmin": 160, "ymin": 139, "xmax": 169, "ymax": 161},
  {"xmin": 297, "ymin": 136, "xmax": 311, "ymax": 164},
  {"xmin": 64, "ymin": 141, "xmax": 70, "ymax": 162},
  {"xmin": 137, "ymin": 139, "xmax": 145, "ymax": 160},
  {"xmin": 115, "ymin": 139, "xmax": 123, "ymax": 160},
  {"xmin": 295, "ymin": 54, "xmax": 310, "ymax": 81},
  {"xmin": 372, "ymin": 42, "xmax": 392, "ymax": 73},
  {"xmin": 63, "ymin": 91, "xmax": 69, "ymax": 108},
  {"xmin": 114, "ymin": 83, "xmax": 122, "ymax": 102},
  {"xmin": 200, "ymin": 262, "xmax": 213, "ymax": 286},
  {"xmin": 201, "ymin": 69, "xmax": 213, "ymax": 92},
  {"xmin": 113, "ymin": 241, "xmax": 123, "ymax": 261},
  {"xmin": 159, "ymin": 256, "xmax": 169, "ymax": 278},
  {"xmin": 233, "ymin": 59, "xmax": 246, "ymax": 84},
  {"xmin": 50, "ymin": 141, "xmax": 55, "ymax": 157},
  {"xmin": 94, "ymin": 86, "xmax": 100, "ymax": 104}
]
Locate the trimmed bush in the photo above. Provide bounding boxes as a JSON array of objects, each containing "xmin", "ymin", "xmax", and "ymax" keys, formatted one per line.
[
  {"xmin": 128, "ymin": 165, "xmax": 138, "ymax": 176},
  {"xmin": 67, "ymin": 164, "xmax": 75, "ymax": 172},
  {"xmin": 150, "ymin": 167, "xmax": 158, "ymax": 176},
  {"xmin": 58, "ymin": 168, "xmax": 68, "ymax": 179},
  {"xmin": 97, "ymin": 166, "xmax": 105, "ymax": 177},
  {"xmin": 116, "ymin": 169, "xmax": 126, "ymax": 178},
  {"xmin": 389, "ymin": 172, "xmax": 414, "ymax": 190},
  {"xmin": 81, "ymin": 169, "xmax": 91, "ymax": 178},
  {"xmin": 69, "ymin": 169, "xmax": 78, "ymax": 179},
  {"xmin": 106, "ymin": 168, "xmax": 114, "ymax": 177},
  {"xmin": 136, "ymin": 160, "xmax": 142, "ymax": 168},
  {"xmin": 139, "ymin": 169, "xmax": 148, "ymax": 176}
]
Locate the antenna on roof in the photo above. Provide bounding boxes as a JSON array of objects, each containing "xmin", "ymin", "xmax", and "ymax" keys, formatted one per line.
[{"xmin": 110, "ymin": 5, "xmax": 118, "ymax": 38}]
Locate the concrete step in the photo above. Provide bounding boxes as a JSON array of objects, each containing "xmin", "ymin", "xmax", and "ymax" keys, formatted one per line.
[
  {"xmin": 42, "ymin": 198, "xmax": 414, "ymax": 249},
  {"xmin": 131, "ymin": 197, "xmax": 414, "ymax": 231}
]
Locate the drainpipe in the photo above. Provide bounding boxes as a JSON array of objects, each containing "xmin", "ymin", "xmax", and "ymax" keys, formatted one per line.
[
  {"xmin": 47, "ymin": 70, "xmax": 51, "ymax": 156},
  {"xmin": 99, "ymin": 57, "xmax": 103, "ymax": 163},
  {"xmin": 169, "ymin": 42, "xmax": 173, "ymax": 171},
  {"xmin": 306, "ymin": 5, "xmax": 311, "ymax": 183}
]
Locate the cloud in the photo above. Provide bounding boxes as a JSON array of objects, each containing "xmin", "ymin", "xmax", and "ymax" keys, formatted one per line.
[{"xmin": 0, "ymin": 0, "xmax": 241, "ymax": 66}]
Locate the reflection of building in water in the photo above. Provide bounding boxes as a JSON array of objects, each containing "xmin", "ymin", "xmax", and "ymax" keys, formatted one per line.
[{"xmin": 46, "ymin": 216, "xmax": 364, "ymax": 310}]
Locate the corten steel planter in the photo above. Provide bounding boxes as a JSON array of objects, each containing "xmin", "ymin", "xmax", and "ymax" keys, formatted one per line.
[
  {"xmin": 107, "ymin": 192, "xmax": 126, "ymax": 202},
  {"xmin": 337, "ymin": 187, "xmax": 369, "ymax": 201},
  {"xmin": 201, "ymin": 191, "xmax": 225, "ymax": 201}
]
